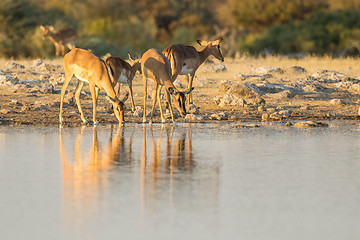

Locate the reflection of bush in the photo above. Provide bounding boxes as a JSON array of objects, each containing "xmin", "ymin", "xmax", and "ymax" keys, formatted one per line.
[{"xmin": 240, "ymin": 10, "xmax": 360, "ymax": 56}]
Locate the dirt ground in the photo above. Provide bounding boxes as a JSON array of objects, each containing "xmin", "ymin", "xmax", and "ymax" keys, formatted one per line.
[{"xmin": 1, "ymin": 56, "xmax": 360, "ymax": 127}]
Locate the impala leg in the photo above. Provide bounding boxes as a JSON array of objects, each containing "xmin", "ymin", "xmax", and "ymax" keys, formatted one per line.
[
  {"xmin": 187, "ymin": 73, "xmax": 195, "ymax": 104},
  {"xmin": 115, "ymin": 83, "xmax": 120, "ymax": 98},
  {"xmin": 142, "ymin": 74, "xmax": 147, "ymax": 123},
  {"xmin": 129, "ymin": 82, "xmax": 136, "ymax": 112},
  {"xmin": 61, "ymin": 44, "xmax": 65, "ymax": 56},
  {"xmin": 59, "ymin": 71, "xmax": 73, "ymax": 124},
  {"xmin": 149, "ymin": 84, "xmax": 158, "ymax": 125},
  {"xmin": 166, "ymin": 90, "xmax": 175, "ymax": 123},
  {"xmin": 74, "ymin": 80, "xmax": 87, "ymax": 123},
  {"xmin": 89, "ymin": 83, "xmax": 99, "ymax": 125},
  {"xmin": 55, "ymin": 43, "xmax": 60, "ymax": 56},
  {"xmin": 157, "ymin": 86, "xmax": 166, "ymax": 123}
]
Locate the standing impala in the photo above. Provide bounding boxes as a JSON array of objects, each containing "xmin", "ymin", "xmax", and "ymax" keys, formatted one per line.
[
  {"xmin": 141, "ymin": 48, "xmax": 193, "ymax": 124},
  {"xmin": 105, "ymin": 53, "xmax": 141, "ymax": 112},
  {"xmin": 59, "ymin": 48, "xmax": 128, "ymax": 125},
  {"xmin": 39, "ymin": 25, "xmax": 77, "ymax": 56},
  {"xmin": 162, "ymin": 39, "xmax": 224, "ymax": 103}
]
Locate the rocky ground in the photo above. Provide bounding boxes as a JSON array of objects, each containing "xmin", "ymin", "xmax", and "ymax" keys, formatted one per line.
[{"xmin": 1, "ymin": 56, "xmax": 360, "ymax": 127}]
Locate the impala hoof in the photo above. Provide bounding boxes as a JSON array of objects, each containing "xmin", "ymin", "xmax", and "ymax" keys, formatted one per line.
[{"xmin": 93, "ymin": 121, "xmax": 99, "ymax": 125}]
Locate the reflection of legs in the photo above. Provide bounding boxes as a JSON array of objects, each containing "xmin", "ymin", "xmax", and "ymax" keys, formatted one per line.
[{"xmin": 142, "ymin": 75, "xmax": 147, "ymax": 123}]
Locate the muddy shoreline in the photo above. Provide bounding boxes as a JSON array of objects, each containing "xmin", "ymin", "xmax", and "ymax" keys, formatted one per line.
[{"xmin": 1, "ymin": 57, "xmax": 360, "ymax": 127}]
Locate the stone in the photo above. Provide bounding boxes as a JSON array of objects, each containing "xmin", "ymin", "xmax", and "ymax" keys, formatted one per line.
[
  {"xmin": 32, "ymin": 59, "xmax": 43, "ymax": 66},
  {"xmin": 330, "ymin": 99, "xmax": 354, "ymax": 105},
  {"xmin": 185, "ymin": 114, "xmax": 197, "ymax": 121},
  {"xmin": 6, "ymin": 61, "xmax": 25, "ymax": 70},
  {"xmin": 215, "ymin": 93, "xmax": 247, "ymax": 107},
  {"xmin": 266, "ymin": 90, "xmax": 295, "ymax": 99},
  {"xmin": 203, "ymin": 63, "xmax": 227, "ymax": 73},
  {"xmin": 219, "ymin": 80, "xmax": 261, "ymax": 98},
  {"xmin": 294, "ymin": 121, "xmax": 328, "ymax": 128},
  {"xmin": 311, "ymin": 70, "xmax": 348, "ymax": 82},
  {"xmin": 351, "ymin": 84, "xmax": 360, "ymax": 92},
  {"xmin": 258, "ymin": 105, "xmax": 266, "ymax": 112},
  {"xmin": 285, "ymin": 66, "xmax": 307, "ymax": 74},
  {"xmin": 133, "ymin": 106, "xmax": 144, "ymax": 117},
  {"xmin": 234, "ymin": 73, "xmax": 247, "ymax": 80},
  {"xmin": 262, "ymin": 113, "xmax": 270, "ymax": 121},
  {"xmin": 187, "ymin": 104, "xmax": 199, "ymax": 114},
  {"xmin": 234, "ymin": 124, "xmax": 260, "ymax": 128},
  {"xmin": 39, "ymin": 74, "xmax": 50, "ymax": 81},
  {"xmin": 210, "ymin": 112, "xmax": 228, "ymax": 120},
  {"xmin": 0, "ymin": 109, "xmax": 13, "ymax": 114},
  {"xmin": 0, "ymin": 75, "xmax": 19, "ymax": 85},
  {"xmin": 253, "ymin": 66, "xmax": 283, "ymax": 74}
]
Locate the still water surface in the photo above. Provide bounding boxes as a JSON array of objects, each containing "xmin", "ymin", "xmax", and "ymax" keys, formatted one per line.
[{"xmin": 0, "ymin": 123, "xmax": 360, "ymax": 240}]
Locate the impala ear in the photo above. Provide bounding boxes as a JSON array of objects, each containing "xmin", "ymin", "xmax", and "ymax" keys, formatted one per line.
[
  {"xmin": 197, "ymin": 40, "xmax": 208, "ymax": 46},
  {"xmin": 128, "ymin": 52, "xmax": 135, "ymax": 61},
  {"xmin": 121, "ymin": 92, "xmax": 129, "ymax": 102},
  {"xmin": 184, "ymin": 87, "xmax": 194, "ymax": 94},
  {"xmin": 213, "ymin": 39, "xmax": 223, "ymax": 45},
  {"xmin": 39, "ymin": 25, "xmax": 45, "ymax": 31},
  {"xmin": 49, "ymin": 26, "xmax": 54, "ymax": 31}
]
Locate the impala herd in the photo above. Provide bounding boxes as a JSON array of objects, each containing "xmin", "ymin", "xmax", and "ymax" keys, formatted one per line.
[{"xmin": 40, "ymin": 25, "xmax": 224, "ymax": 125}]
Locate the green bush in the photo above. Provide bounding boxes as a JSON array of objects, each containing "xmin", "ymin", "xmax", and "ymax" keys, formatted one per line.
[{"xmin": 239, "ymin": 10, "xmax": 360, "ymax": 55}]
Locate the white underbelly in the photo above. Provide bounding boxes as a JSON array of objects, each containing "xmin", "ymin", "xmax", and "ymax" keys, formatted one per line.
[
  {"xmin": 74, "ymin": 74, "xmax": 89, "ymax": 83},
  {"xmin": 180, "ymin": 65, "xmax": 194, "ymax": 75},
  {"xmin": 117, "ymin": 74, "xmax": 129, "ymax": 84}
]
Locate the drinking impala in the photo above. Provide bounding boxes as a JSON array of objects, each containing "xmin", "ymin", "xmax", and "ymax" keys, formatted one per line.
[{"xmin": 59, "ymin": 48, "xmax": 128, "ymax": 125}]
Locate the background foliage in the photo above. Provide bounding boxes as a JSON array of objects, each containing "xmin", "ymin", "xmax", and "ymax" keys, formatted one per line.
[{"xmin": 1, "ymin": 0, "xmax": 360, "ymax": 58}]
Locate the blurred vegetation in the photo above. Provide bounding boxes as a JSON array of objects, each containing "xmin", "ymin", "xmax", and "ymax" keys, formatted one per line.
[{"xmin": 0, "ymin": 0, "xmax": 360, "ymax": 59}]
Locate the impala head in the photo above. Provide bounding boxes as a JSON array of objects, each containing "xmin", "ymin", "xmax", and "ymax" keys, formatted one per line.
[
  {"xmin": 197, "ymin": 39, "xmax": 224, "ymax": 62},
  {"xmin": 168, "ymin": 87, "xmax": 194, "ymax": 116},
  {"xmin": 39, "ymin": 25, "xmax": 54, "ymax": 40},
  {"xmin": 106, "ymin": 93, "xmax": 129, "ymax": 125},
  {"xmin": 128, "ymin": 52, "xmax": 142, "ymax": 74}
]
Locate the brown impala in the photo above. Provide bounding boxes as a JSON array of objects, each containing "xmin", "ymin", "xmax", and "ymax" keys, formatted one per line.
[
  {"xmin": 59, "ymin": 48, "xmax": 128, "ymax": 125},
  {"xmin": 141, "ymin": 48, "xmax": 193, "ymax": 124},
  {"xmin": 40, "ymin": 25, "xmax": 77, "ymax": 56},
  {"xmin": 105, "ymin": 53, "xmax": 141, "ymax": 112},
  {"xmin": 163, "ymin": 39, "xmax": 224, "ymax": 103}
]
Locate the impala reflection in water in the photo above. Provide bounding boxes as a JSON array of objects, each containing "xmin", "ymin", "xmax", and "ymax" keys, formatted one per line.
[{"xmin": 60, "ymin": 124, "xmax": 220, "ymax": 239}]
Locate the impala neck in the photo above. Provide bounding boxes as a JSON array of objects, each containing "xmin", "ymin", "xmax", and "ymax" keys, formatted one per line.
[
  {"xmin": 102, "ymin": 78, "xmax": 119, "ymax": 101},
  {"xmin": 163, "ymin": 79, "xmax": 176, "ymax": 92},
  {"xmin": 198, "ymin": 46, "xmax": 212, "ymax": 65}
]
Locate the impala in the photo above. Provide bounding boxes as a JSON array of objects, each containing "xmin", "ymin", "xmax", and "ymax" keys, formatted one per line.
[
  {"xmin": 39, "ymin": 25, "xmax": 77, "ymax": 56},
  {"xmin": 162, "ymin": 39, "xmax": 224, "ymax": 103},
  {"xmin": 59, "ymin": 48, "xmax": 128, "ymax": 125},
  {"xmin": 105, "ymin": 53, "xmax": 141, "ymax": 112},
  {"xmin": 141, "ymin": 48, "xmax": 193, "ymax": 124}
]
